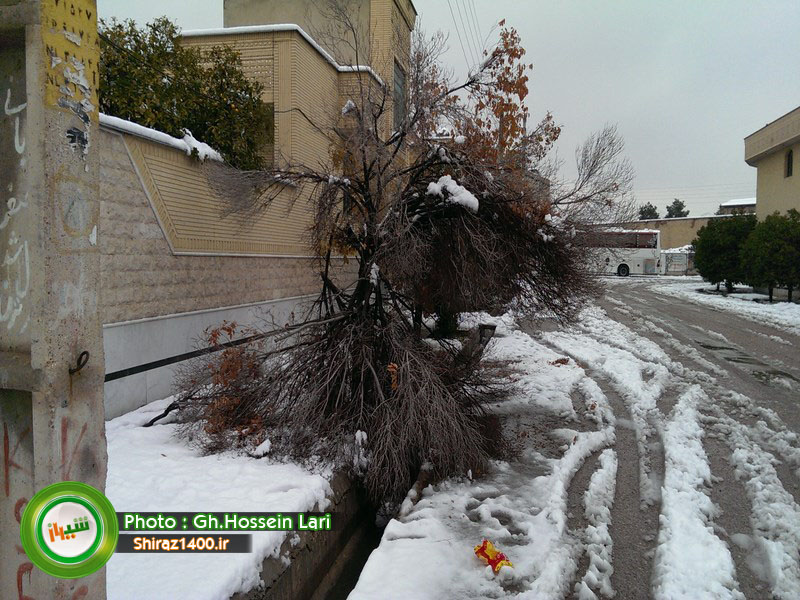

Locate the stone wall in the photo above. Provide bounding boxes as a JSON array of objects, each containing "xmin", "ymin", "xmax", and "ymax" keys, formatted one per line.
[
  {"xmin": 98, "ymin": 129, "xmax": 323, "ymax": 324},
  {"xmin": 97, "ymin": 127, "xmax": 356, "ymax": 418}
]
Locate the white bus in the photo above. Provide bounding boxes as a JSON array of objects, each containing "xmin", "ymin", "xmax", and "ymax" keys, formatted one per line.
[{"xmin": 582, "ymin": 229, "xmax": 661, "ymax": 276}]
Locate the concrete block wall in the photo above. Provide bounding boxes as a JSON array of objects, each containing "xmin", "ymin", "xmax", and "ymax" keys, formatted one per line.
[
  {"xmin": 98, "ymin": 130, "xmax": 321, "ymax": 323},
  {"xmin": 97, "ymin": 128, "xmax": 355, "ymax": 418}
]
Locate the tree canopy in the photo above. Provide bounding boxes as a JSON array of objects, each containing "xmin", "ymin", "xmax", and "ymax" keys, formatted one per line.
[
  {"xmin": 665, "ymin": 198, "xmax": 689, "ymax": 218},
  {"xmin": 99, "ymin": 17, "xmax": 273, "ymax": 170},
  {"xmin": 741, "ymin": 210, "xmax": 800, "ymax": 301},
  {"xmin": 693, "ymin": 215, "xmax": 756, "ymax": 291},
  {"xmin": 639, "ymin": 202, "xmax": 659, "ymax": 220}
]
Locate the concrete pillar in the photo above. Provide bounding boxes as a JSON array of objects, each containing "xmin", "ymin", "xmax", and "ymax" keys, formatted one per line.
[{"xmin": 1, "ymin": 1, "xmax": 107, "ymax": 598}]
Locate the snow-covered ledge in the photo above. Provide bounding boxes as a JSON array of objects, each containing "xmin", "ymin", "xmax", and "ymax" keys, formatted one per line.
[
  {"xmin": 99, "ymin": 113, "xmax": 224, "ymax": 162},
  {"xmin": 181, "ymin": 23, "xmax": 385, "ymax": 87}
]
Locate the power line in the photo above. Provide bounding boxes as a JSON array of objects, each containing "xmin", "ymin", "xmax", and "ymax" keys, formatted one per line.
[
  {"xmin": 446, "ymin": 0, "xmax": 473, "ymax": 69},
  {"xmin": 636, "ymin": 194, "xmax": 755, "ymax": 203},
  {"xmin": 636, "ymin": 194, "xmax": 755, "ymax": 201},
  {"xmin": 466, "ymin": 0, "xmax": 485, "ymax": 58},
  {"xmin": 458, "ymin": 0, "xmax": 481, "ymax": 62},
  {"xmin": 634, "ymin": 182, "xmax": 755, "ymax": 192},
  {"xmin": 634, "ymin": 187, "xmax": 754, "ymax": 197},
  {"xmin": 455, "ymin": 0, "xmax": 478, "ymax": 65}
]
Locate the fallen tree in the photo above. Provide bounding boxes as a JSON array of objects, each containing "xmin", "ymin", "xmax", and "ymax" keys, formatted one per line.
[{"xmin": 167, "ymin": 10, "xmax": 634, "ymax": 503}]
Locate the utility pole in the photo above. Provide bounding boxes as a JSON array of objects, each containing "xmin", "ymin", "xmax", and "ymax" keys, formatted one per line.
[{"xmin": 1, "ymin": 2, "xmax": 107, "ymax": 598}]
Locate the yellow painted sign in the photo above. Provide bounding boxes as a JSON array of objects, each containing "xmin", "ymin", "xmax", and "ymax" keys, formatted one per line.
[{"xmin": 41, "ymin": 0, "xmax": 99, "ymax": 121}]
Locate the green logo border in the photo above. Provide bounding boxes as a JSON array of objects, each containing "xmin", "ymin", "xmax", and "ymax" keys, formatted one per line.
[
  {"xmin": 20, "ymin": 481, "xmax": 119, "ymax": 579},
  {"xmin": 35, "ymin": 495, "xmax": 104, "ymax": 564}
]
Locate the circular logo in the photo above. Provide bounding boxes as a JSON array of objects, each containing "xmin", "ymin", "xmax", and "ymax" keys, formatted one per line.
[{"xmin": 20, "ymin": 481, "xmax": 119, "ymax": 579}]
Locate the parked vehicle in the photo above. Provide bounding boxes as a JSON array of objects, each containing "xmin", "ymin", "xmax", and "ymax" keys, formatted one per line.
[{"xmin": 580, "ymin": 229, "xmax": 661, "ymax": 276}]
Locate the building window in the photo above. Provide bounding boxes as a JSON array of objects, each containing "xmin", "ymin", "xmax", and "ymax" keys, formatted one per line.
[
  {"xmin": 393, "ymin": 61, "xmax": 406, "ymax": 130},
  {"xmin": 786, "ymin": 149, "xmax": 794, "ymax": 177}
]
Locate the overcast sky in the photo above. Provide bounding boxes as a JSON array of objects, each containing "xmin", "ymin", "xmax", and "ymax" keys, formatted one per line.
[{"xmin": 99, "ymin": 1, "xmax": 800, "ymax": 216}]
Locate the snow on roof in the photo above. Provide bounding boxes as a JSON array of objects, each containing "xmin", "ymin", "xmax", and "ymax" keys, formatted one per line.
[
  {"xmin": 181, "ymin": 24, "xmax": 385, "ymax": 86},
  {"xmin": 623, "ymin": 214, "xmax": 731, "ymax": 223},
  {"xmin": 719, "ymin": 197, "xmax": 756, "ymax": 207},
  {"xmin": 99, "ymin": 114, "xmax": 224, "ymax": 162},
  {"xmin": 662, "ymin": 244, "xmax": 694, "ymax": 254},
  {"xmin": 597, "ymin": 227, "xmax": 661, "ymax": 234}
]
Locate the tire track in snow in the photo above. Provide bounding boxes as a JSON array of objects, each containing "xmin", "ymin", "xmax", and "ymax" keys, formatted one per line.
[
  {"xmin": 599, "ymin": 294, "xmax": 770, "ymax": 596},
  {"xmin": 533, "ymin": 306, "xmax": 750, "ymax": 598},
  {"xmin": 703, "ymin": 400, "xmax": 800, "ymax": 599},
  {"xmin": 599, "ymin": 291, "xmax": 800, "ymax": 598},
  {"xmin": 527, "ymin": 329, "xmax": 660, "ymax": 599},
  {"xmin": 652, "ymin": 385, "xmax": 744, "ymax": 600},
  {"xmin": 575, "ymin": 449, "xmax": 618, "ymax": 600},
  {"xmin": 537, "ymin": 313, "xmax": 668, "ymax": 509},
  {"xmin": 702, "ymin": 432, "xmax": 772, "ymax": 599},
  {"xmin": 603, "ymin": 294, "xmax": 800, "ymax": 504},
  {"xmin": 591, "ymin": 376, "xmax": 660, "ymax": 600},
  {"xmin": 566, "ymin": 451, "xmax": 601, "ymax": 594}
]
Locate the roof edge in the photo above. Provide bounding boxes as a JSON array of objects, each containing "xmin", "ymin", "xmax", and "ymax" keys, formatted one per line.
[{"xmin": 181, "ymin": 23, "xmax": 385, "ymax": 86}]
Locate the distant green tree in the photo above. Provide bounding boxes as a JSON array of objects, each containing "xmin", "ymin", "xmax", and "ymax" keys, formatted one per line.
[
  {"xmin": 742, "ymin": 211, "xmax": 800, "ymax": 301},
  {"xmin": 787, "ymin": 210, "xmax": 800, "ymax": 302},
  {"xmin": 693, "ymin": 214, "xmax": 756, "ymax": 292},
  {"xmin": 99, "ymin": 17, "xmax": 273, "ymax": 170},
  {"xmin": 665, "ymin": 198, "xmax": 689, "ymax": 218},
  {"xmin": 638, "ymin": 202, "xmax": 659, "ymax": 220}
]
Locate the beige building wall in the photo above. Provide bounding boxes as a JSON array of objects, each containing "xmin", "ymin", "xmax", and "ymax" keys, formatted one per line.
[
  {"xmin": 183, "ymin": 28, "xmax": 368, "ymax": 172},
  {"xmin": 751, "ymin": 141, "xmax": 800, "ymax": 219},
  {"xmin": 223, "ymin": 0, "xmax": 372, "ymax": 65},
  {"xmin": 745, "ymin": 105, "xmax": 800, "ymax": 218},
  {"xmin": 291, "ymin": 32, "xmax": 342, "ymax": 169},
  {"xmin": 222, "ymin": 0, "xmax": 415, "ymax": 74},
  {"xmin": 199, "ymin": 0, "xmax": 417, "ymax": 142},
  {"xmin": 621, "ymin": 216, "xmax": 730, "ymax": 249}
]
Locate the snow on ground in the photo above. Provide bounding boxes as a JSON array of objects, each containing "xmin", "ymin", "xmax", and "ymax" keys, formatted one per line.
[
  {"xmin": 576, "ymin": 448, "xmax": 617, "ymax": 600},
  {"xmin": 350, "ymin": 315, "xmax": 617, "ymax": 599},
  {"xmin": 105, "ymin": 399, "xmax": 333, "ymax": 600},
  {"xmin": 706, "ymin": 396, "xmax": 800, "ymax": 597},
  {"xmin": 352, "ymin": 299, "xmax": 795, "ymax": 599},
  {"xmin": 634, "ymin": 277, "xmax": 800, "ymax": 336},
  {"xmin": 104, "ymin": 288, "xmax": 800, "ymax": 599},
  {"xmin": 541, "ymin": 306, "xmax": 672, "ymax": 507},
  {"xmin": 652, "ymin": 386, "xmax": 742, "ymax": 599}
]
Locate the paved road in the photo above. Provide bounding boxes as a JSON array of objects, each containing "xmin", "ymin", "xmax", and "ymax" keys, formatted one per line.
[
  {"xmin": 529, "ymin": 278, "xmax": 800, "ymax": 599},
  {"xmin": 601, "ymin": 278, "xmax": 800, "ymax": 437},
  {"xmin": 602, "ymin": 279, "xmax": 800, "ymax": 599}
]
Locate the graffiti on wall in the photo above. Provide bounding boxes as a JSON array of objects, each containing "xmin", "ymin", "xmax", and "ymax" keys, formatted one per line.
[
  {"xmin": 1, "ymin": 393, "xmax": 35, "ymax": 600},
  {"xmin": 1, "ymin": 48, "xmax": 29, "ymax": 341}
]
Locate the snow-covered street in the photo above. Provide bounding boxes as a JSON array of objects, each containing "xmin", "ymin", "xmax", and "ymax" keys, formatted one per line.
[
  {"xmin": 349, "ymin": 277, "xmax": 800, "ymax": 599},
  {"xmin": 101, "ymin": 276, "xmax": 800, "ymax": 599}
]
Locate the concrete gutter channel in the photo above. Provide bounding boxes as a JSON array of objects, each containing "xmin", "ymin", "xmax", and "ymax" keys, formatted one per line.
[
  {"xmin": 229, "ymin": 462, "xmax": 435, "ymax": 599},
  {"xmin": 231, "ymin": 473, "xmax": 381, "ymax": 600}
]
